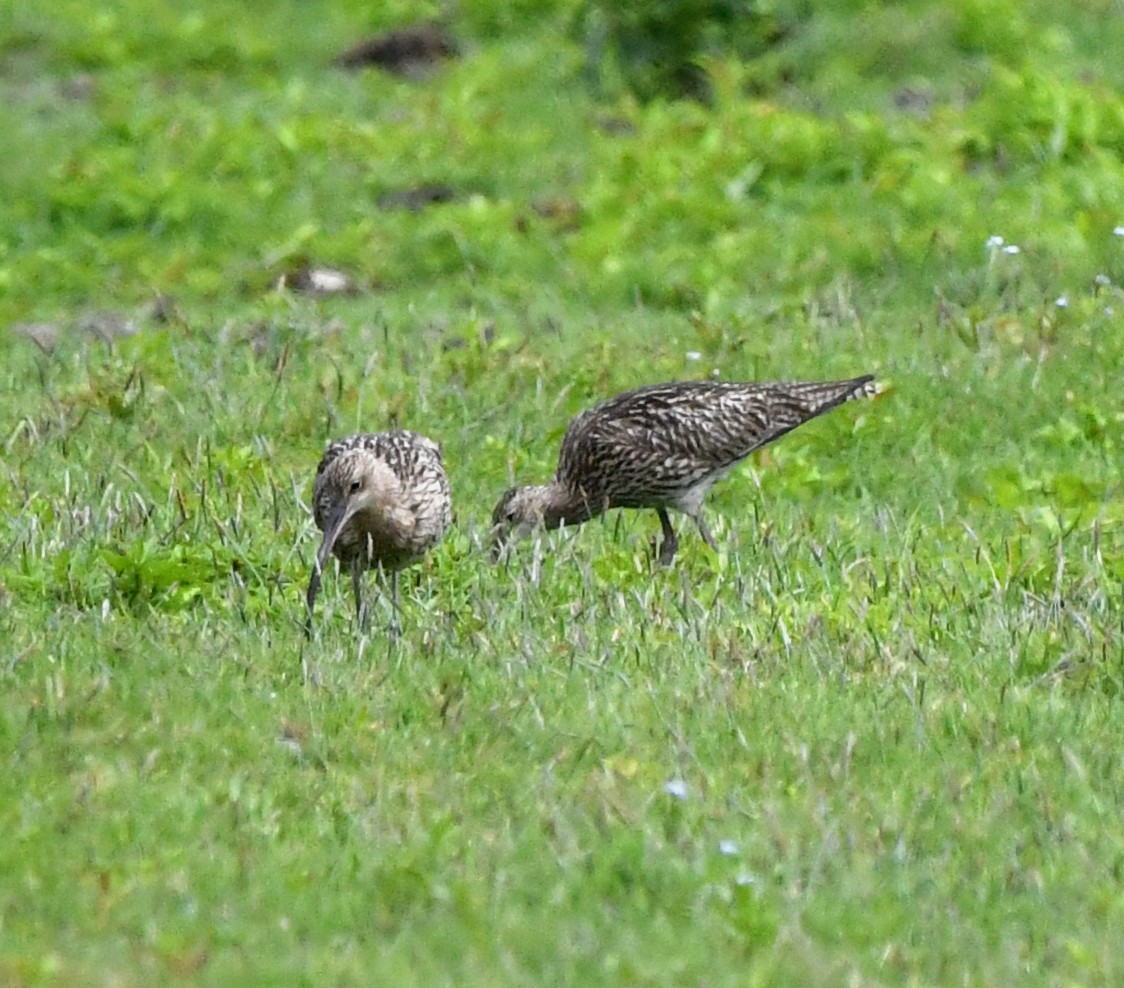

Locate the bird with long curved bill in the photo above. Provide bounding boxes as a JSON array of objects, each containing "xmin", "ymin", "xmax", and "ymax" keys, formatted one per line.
[
  {"xmin": 305, "ymin": 430, "xmax": 452, "ymax": 636},
  {"xmin": 490, "ymin": 376, "xmax": 879, "ymax": 564}
]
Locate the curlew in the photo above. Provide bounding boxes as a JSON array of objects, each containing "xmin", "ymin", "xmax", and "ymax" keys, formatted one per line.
[
  {"xmin": 490, "ymin": 376, "xmax": 878, "ymax": 564},
  {"xmin": 306, "ymin": 430, "xmax": 452, "ymax": 634}
]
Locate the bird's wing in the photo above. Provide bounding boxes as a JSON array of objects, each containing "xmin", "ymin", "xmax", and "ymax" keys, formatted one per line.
[{"xmin": 555, "ymin": 378, "xmax": 873, "ymax": 501}]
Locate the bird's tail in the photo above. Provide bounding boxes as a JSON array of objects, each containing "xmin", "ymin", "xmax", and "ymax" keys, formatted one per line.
[
  {"xmin": 809, "ymin": 374, "xmax": 879, "ymax": 410},
  {"xmin": 742, "ymin": 374, "xmax": 882, "ymax": 453}
]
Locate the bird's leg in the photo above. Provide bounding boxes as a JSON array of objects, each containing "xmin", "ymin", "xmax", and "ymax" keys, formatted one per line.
[
  {"xmin": 351, "ymin": 561, "xmax": 370, "ymax": 632},
  {"xmin": 693, "ymin": 512, "xmax": 718, "ymax": 552},
  {"xmin": 656, "ymin": 508, "xmax": 679, "ymax": 566},
  {"xmin": 386, "ymin": 570, "xmax": 402, "ymax": 641}
]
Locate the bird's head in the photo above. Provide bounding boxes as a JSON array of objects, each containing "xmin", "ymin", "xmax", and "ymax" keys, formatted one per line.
[{"xmin": 488, "ymin": 484, "xmax": 555, "ymax": 561}]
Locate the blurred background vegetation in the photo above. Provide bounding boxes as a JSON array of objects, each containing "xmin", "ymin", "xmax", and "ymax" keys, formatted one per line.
[{"xmin": 1, "ymin": 0, "xmax": 1121, "ymax": 329}]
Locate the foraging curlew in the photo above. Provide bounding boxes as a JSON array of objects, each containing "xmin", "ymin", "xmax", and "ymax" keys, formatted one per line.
[
  {"xmin": 490, "ymin": 376, "xmax": 877, "ymax": 564},
  {"xmin": 306, "ymin": 430, "xmax": 452, "ymax": 634}
]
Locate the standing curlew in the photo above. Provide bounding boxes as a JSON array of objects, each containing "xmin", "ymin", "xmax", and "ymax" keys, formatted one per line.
[
  {"xmin": 306, "ymin": 430, "xmax": 452, "ymax": 634},
  {"xmin": 490, "ymin": 376, "xmax": 878, "ymax": 564}
]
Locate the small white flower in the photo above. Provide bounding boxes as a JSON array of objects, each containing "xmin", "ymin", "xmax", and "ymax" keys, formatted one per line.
[
  {"xmin": 1113, "ymin": 226, "xmax": 1124, "ymax": 237},
  {"xmin": 1055, "ymin": 295, "xmax": 1069, "ymax": 308},
  {"xmin": 735, "ymin": 871, "xmax": 757, "ymax": 887},
  {"xmin": 986, "ymin": 235, "xmax": 1005, "ymax": 250},
  {"xmin": 663, "ymin": 778, "xmax": 689, "ymax": 800},
  {"xmin": 1095, "ymin": 273, "xmax": 1111, "ymax": 287},
  {"xmin": 685, "ymin": 351, "xmax": 702, "ymax": 362},
  {"xmin": 1106, "ymin": 307, "xmax": 1115, "ymax": 316},
  {"xmin": 719, "ymin": 839, "xmax": 739, "ymax": 856},
  {"xmin": 1002, "ymin": 244, "xmax": 1021, "ymax": 255}
]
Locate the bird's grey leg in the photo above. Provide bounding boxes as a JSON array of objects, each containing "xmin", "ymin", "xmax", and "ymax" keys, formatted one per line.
[
  {"xmin": 387, "ymin": 570, "xmax": 402, "ymax": 640},
  {"xmin": 656, "ymin": 508, "xmax": 679, "ymax": 566},
  {"xmin": 693, "ymin": 512, "xmax": 718, "ymax": 551},
  {"xmin": 351, "ymin": 561, "xmax": 370, "ymax": 632}
]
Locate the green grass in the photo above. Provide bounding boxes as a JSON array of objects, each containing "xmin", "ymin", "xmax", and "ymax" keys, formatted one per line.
[{"xmin": 3, "ymin": 0, "xmax": 1124, "ymax": 984}]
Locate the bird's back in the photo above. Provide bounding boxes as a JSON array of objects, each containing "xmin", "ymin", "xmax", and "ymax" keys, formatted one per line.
[{"xmin": 555, "ymin": 378, "xmax": 875, "ymax": 508}]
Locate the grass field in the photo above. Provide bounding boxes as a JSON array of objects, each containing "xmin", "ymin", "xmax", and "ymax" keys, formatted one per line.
[{"xmin": 2, "ymin": 0, "xmax": 1124, "ymax": 984}]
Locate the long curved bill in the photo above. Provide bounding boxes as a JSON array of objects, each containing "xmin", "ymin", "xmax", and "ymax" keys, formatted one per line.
[
  {"xmin": 487, "ymin": 524, "xmax": 509, "ymax": 562},
  {"xmin": 487, "ymin": 519, "xmax": 541, "ymax": 562},
  {"xmin": 305, "ymin": 502, "xmax": 354, "ymax": 627}
]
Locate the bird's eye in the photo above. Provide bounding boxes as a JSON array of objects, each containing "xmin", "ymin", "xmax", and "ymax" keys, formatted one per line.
[{"xmin": 349, "ymin": 479, "xmax": 361, "ymax": 494}]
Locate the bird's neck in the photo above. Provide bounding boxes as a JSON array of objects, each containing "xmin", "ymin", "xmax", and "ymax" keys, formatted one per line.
[{"xmin": 537, "ymin": 481, "xmax": 601, "ymax": 529}]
